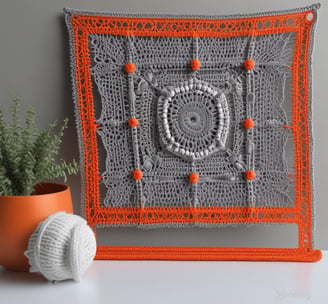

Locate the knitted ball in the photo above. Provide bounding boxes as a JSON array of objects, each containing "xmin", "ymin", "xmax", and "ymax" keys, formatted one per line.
[{"xmin": 24, "ymin": 212, "xmax": 96, "ymax": 282}]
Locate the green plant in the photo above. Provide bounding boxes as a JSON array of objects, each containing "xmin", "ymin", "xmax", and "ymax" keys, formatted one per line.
[{"xmin": 0, "ymin": 97, "xmax": 79, "ymax": 196}]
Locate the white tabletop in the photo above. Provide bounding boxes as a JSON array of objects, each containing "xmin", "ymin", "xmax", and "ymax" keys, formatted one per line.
[{"xmin": 1, "ymin": 251, "xmax": 327, "ymax": 304}]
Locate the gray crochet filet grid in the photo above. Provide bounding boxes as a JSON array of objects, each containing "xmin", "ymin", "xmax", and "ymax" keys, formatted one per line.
[{"xmin": 90, "ymin": 32, "xmax": 296, "ymax": 211}]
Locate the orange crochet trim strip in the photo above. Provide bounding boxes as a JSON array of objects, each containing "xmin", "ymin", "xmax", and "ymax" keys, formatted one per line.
[
  {"xmin": 291, "ymin": 16, "xmax": 313, "ymax": 251},
  {"xmin": 71, "ymin": 11, "xmax": 308, "ymax": 38},
  {"xmin": 95, "ymin": 246, "xmax": 322, "ymax": 262},
  {"xmin": 89, "ymin": 206, "xmax": 298, "ymax": 226},
  {"xmin": 68, "ymin": 6, "xmax": 320, "ymax": 260}
]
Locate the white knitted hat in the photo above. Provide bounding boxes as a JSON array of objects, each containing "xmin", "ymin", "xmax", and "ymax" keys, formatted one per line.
[{"xmin": 25, "ymin": 212, "xmax": 96, "ymax": 282}]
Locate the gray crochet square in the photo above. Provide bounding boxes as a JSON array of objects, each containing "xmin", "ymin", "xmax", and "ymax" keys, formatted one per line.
[{"xmin": 89, "ymin": 32, "xmax": 296, "ymax": 209}]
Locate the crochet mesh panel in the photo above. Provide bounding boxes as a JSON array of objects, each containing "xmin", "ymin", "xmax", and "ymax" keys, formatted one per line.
[
  {"xmin": 65, "ymin": 4, "xmax": 322, "ymax": 261},
  {"xmin": 90, "ymin": 33, "xmax": 295, "ymax": 209}
]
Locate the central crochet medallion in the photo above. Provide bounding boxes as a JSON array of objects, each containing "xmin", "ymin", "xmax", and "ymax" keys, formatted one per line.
[{"xmin": 158, "ymin": 79, "xmax": 229, "ymax": 161}]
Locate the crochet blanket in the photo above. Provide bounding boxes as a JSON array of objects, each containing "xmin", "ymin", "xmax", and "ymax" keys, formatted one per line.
[{"xmin": 65, "ymin": 4, "xmax": 321, "ymax": 261}]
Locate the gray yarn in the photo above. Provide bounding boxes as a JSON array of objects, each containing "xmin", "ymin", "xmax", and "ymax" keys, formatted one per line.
[
  {"xmin": 89, "ymin": 32, "xmax": 295, "ymax": 210},
  {"xmin": 64, "ymin": 5, "xmax": 319, "ymax": 243}
]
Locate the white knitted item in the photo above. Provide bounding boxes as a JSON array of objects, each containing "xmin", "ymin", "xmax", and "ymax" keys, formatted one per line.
[{"xmin": 24, "ymin": 212, "xmax": 96, "ymax": 282}]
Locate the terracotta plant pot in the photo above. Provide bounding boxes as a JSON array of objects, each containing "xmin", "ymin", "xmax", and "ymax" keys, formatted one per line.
[{"xmin": 0, "ymin": 182, "xmax": 73, "ymax": 271}]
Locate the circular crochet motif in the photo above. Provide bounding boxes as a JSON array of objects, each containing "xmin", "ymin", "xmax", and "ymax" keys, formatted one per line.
[{"xmin": 158, "ymin": 79, "xmax": 230, "ymax": 161}]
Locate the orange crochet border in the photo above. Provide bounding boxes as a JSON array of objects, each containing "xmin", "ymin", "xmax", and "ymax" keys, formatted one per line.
[{"xmin": 68, "ymin": 7, "xmax": 321, "ymax": 261}]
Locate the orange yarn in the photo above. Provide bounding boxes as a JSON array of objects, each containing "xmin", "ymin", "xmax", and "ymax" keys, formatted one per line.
[
  {"xmin": 71, "ymin": 11, "xmax": 312, "ymax": 39},
  {"xmin": 244, "ymin": 59, "xmax": 255, "ymax": 70},
  {"xmin": 243, "ymin": 118, "xmax": 254, "ymax": 129},
  {"xmin": 69, "ymin": 7, "xmax": 320, "ymax": 261},
  {"xmin": 190, "ymin": 59, "xmax": 201, "ymax": 70},
  {"xmin": 125, "ymin": 62, "xmax": 136, "ymax": 73},
  {"xmin": 189, "ymin": 172, "xmax": 199, "ymax": 184},
  {"xmin": 95, "ymin": 206, "xmax": 297, "ymax": 225},
  {"xmin": 96, "ymin": 246, "xmax": 322, "ymax": 262},
  {"xmin": 245, "ymin": 170, "xmax": 256, "ymax": 181},
  {"xmin": 128, "ymin": 117, "xmax": 139, "ymax": 128},
  {"xmin": 132, "ymin": 169, "xmax": 143, "ymax": 180}
]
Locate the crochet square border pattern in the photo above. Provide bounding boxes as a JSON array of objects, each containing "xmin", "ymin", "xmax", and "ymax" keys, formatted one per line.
[{"xmin": 64, "ymin": 3, "xmax": 322, "ymax": 261}]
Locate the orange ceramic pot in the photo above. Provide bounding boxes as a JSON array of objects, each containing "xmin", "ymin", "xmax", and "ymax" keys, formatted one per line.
[{"xmin": 0, "ymin": 182, "xmax": 73, "ymax": 271}]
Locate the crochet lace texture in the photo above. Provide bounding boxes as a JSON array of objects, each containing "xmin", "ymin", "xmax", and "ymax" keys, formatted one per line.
[
  {"xmin": 65, "ymin": 4, "xmax": 321, "ymax": 261},
  {"xmin": 91, "ymin": 32, "xmax": 294, "ymax": 210}
]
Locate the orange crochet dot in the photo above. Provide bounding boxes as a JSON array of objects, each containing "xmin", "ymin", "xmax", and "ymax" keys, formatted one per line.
[
  {"xmin": 244, "ymin": 59, "xmax": 255, "ymax": 70},
  {"xmin": 125, "ymin": 62, "xmax": 136, "ymax": 73},
  {"xmin": 128, "ymin": 117, "xmax": 139, "ymax": 128},
  {"xmin": 132, "ymin": 169, "xmax": 143, "ymax": 180},
  {"xmin": 243, "ymin": 118, "xmax": 254, "ymax": 129},
  {"xmin": 189, "ymin": 172, "xmax": 199, "ymax": 184},
  {"xmin": 190, "ymin": 59, "xmax": 201, "ymax": 71},
  {"xmin": 245, "ymin": 170, "xmax": 256, "ymax": 181}
]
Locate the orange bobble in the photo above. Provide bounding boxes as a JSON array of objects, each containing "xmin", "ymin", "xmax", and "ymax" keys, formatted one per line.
[
  {"xmin": 243, "ymin": 118, "xmax": 254, "ymax": 129},
  {"xmin": 125, "ymin": 62, "xmax": 136, "ymax": 73},
  {"xmin": 189, "ymin": 172, "xmax": 199, "ymax": 184},
  {"xmin": 128, "ymin": 117, "xmax": 139, "ymax": 128},
  {"xmin": 190, "ymin": 59, "xmax": 201, "ymax": 71},
  {"xmin": 132, "ymin": 169, "xmax": 143, "ymax": 180},
  {"xmin": 244, "ymin": 59, "xmax": 255, "ymax": 70},
  {"xmin": 245, "ymin": 170, "xmax": 256, "ymax": 181}
]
